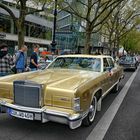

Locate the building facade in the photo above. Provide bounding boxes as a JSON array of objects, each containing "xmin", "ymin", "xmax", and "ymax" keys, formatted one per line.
[
  {"xmin": 56, "ymin": 10, "xmax": 78, "ymax": 52},
  {"xmin": 56, "ymin": 1, "xmax": 109, "ymax": 54},
  {"xmin": 0, "ymin": 0, "xmax": 53, "ymax": 54}
]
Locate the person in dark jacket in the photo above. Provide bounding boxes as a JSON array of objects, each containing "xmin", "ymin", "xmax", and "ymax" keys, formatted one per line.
[
  {"xmin": 15, "ymin": 45, "xmax": 28, "ymax": 73},
  {"xmin": 29, "ymin": 45, "xmax": 39, "ymax": 71},
  {"xmin": 0, "ymin": 43, "xmax": 14, "ymax": 76}
]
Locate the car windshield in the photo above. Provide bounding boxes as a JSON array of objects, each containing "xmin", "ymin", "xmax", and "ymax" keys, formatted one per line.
[
  {"xmin": 48, "ymin": 57, "xmax": 101, "ymax": 72},
  {"xmin": 120, "ymin": 56, "xmax": 134, "ymax": 63}
]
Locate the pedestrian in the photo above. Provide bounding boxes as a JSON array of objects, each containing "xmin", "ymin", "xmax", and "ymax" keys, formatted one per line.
[
  {"xmin": 15, "ymin": 45, "xmax": 28, "ymax": 73},
  {"xmin": 0, "ymin": 43, "xmax": 14, "ymax": 76},
  {"xmin": 29, "ymin": 44, "xmax": 39, "ymax": 71}
]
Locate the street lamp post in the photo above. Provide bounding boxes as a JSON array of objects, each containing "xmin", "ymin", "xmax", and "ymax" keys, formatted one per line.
[{"xmin": 51, "ymin": 0, "xmax": 57, "ymax": 54}]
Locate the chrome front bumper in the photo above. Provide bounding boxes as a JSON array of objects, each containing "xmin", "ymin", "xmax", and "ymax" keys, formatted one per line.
[{"xmin": 0, "ymin": 100, "xmax": 83, "ymax": 129}]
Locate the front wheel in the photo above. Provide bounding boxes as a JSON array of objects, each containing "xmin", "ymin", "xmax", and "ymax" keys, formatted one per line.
[{"xmin": 83, "ymin": 96, "xmax": 97, "ymax": 126}]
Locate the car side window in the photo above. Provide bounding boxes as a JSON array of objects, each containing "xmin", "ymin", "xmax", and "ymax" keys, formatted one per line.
[
  {"xmin": 107, "ymin": 58, "xmax": 115, "ymax": 68},
  {"xmin": 103, "ymin": 58, "xmax": 110, "ymax": 71}
]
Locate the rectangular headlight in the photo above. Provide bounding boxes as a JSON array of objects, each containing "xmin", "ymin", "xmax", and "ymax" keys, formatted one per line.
[{"xmin": 73, "ymin": 97, "xmax": 80, "ymax": 111}]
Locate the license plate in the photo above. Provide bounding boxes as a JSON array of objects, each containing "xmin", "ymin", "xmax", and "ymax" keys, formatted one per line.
[{"xmin": 9, "ymin": 109, "xmax": 34, "ymax": 120}]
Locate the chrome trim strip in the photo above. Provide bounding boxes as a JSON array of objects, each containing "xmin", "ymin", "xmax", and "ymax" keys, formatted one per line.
[
  {"xmin": 44, "ymin": 109, "xmax": 70, "ymax": 118},
  {"xmin": 102, "ymin": 81, "xmax": 119, "ymax": 98}
]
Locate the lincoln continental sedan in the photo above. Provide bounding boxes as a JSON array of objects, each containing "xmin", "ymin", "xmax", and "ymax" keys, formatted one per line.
[{"xmin": 0, "ymin": 55, "xmax": 124, "ymax": 129}]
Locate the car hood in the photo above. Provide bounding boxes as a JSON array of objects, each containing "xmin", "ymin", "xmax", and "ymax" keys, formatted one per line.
[{"xmin": 0, "ymin": 69, "xmax": 102, "ymax": 90}]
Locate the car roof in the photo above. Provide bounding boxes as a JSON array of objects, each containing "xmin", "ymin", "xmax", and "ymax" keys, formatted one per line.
[{"xmin": 57, "ymin": 54, "xmax": 112, "ymax": 59}]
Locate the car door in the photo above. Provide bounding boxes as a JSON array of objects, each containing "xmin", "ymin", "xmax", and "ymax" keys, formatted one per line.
[
  {"xmin": 102, "ymin": 58, "xmax": 111, "ymax": 95},
  {"xmin": 107, "ymin": 57, "xmax": 119, "ymax": 86}
]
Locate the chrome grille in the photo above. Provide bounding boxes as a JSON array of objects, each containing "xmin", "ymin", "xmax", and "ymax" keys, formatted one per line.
[{"xmin": 13, "ymin": 81, "xmax": 42, "ymax": 108}]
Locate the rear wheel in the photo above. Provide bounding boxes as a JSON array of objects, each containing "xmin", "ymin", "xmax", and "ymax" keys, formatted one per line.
[
  {"xmin": 0, "ymin": 107, "xmax": 5, "ymax": 113},
  {"xmin": 83, "ymin": 96, "xmax": 97, "ymax": 126},
  {"xmin": 112, "ymin": 82, "xmax": 119, "ymax": 93}
]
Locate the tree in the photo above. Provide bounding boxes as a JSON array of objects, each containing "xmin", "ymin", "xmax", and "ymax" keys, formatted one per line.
[
  {"xmin": 102, "ymin": 0, "xmax": 140, "ymax": 56},
  {"xmin": 59, "ymin": 0, "xmax": 125, "ymax": 54},
  {"xmin": 121, "ymin": 29, "xmax": 140, "ymax": 54},
  {"xmin": 0, "ymin": 0, "xmax": 52, "ymax": 49}
]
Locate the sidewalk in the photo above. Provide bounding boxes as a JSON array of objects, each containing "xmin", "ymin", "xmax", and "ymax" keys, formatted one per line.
[{"xmin": 103, "ymin": 68, "xmax": 140, "ymax": 140}]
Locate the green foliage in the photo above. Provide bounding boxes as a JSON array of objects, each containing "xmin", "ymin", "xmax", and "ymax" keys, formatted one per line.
[
  {"xmin": 121, "ymin": 30, "xmax": 140, "ymax": 53},
  {"xmin": 102, "ymin": 0, "xmax": 140, "ymax": 51}
]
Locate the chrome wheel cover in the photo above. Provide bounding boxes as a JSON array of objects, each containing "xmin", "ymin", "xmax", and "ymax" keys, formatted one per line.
[{"xmin": 89, "ymin": 96, "xmax": 97, "ymax": 122}]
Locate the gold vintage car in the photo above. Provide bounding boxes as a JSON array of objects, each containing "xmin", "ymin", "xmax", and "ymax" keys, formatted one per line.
[{"xmin": 0, "ymin": 55, "xmax": 124, "ymax": 129}]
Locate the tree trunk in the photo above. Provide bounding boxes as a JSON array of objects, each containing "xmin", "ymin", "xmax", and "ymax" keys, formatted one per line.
[
  {"xmin": 18, "ymin": 22, "xmax": 25, "ymax": 49},
  {"xmin": 17, "ymin": 1, "xmax": 26, "ymax": 49},
  {"xmin": 108, "ymin": 35, "xmax": 112, "ymax": 56},
  {"xmin": 84, "ymin": 29, "xmax": 92, "ymax": 54},
  {"xmin": 108, "ymin": 29, "xmax": 115, "ymax": 56},
  {"xmin": 116, "ymin": 36, "xmax": 120, "ymax": 56},
  {"xmin": 83, "ymin": 20, "xmax": 92, "ymax": 54}
]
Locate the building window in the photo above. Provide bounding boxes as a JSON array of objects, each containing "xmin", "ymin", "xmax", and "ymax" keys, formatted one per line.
[{"xmin": 0, "ymin": 14, "xmax": 11, "ymax": 33}]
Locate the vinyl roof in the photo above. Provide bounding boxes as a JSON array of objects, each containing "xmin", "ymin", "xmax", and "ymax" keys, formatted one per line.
[{"xmin": 57, "ymin": 54, "xmax": 112, "ymax": 59}]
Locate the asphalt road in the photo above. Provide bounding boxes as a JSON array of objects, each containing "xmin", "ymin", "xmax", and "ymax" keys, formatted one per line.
[
  {"xmin": 0, "ymin": 71, "xmax": 133, "ymax": 140},
  {"xmin": 104, "ymin": 68, "xmax": 140, "ymax": 140}
]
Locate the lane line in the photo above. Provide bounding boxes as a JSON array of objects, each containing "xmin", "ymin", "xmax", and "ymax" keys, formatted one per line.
[{"xmin": 87, "ymin": 67, "xmax": 139, "ymax": 140}]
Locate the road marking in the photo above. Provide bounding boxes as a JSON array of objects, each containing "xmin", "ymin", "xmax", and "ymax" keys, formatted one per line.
[{"xmin": 87, "ymin": 68, "xmax": 139, "ymax": 140}]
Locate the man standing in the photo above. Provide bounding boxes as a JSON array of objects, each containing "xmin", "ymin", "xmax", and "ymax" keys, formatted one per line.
[
  {"xmin": 0, "ymin": 43, "xmax": 14, "ymax": 76},
  {"xmin": 15, "ymin": 45, "xmax": 28, "ymax": 73},
  {"xmin": 29, "ymin": 45, "xmax": 39, "ymax": 71}
]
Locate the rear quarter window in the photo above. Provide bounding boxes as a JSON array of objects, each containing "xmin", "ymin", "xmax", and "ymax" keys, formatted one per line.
[{"xmin": 107, "ymin": 58, "xmax": 115, "ymax": 68}]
